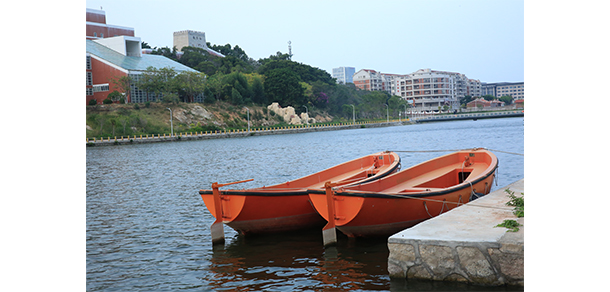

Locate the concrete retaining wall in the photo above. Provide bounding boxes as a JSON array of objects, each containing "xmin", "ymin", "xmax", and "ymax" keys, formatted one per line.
[
  {"xmin": 86, "ymin": 121, "xmax": 410, "ymax": 146},
  {"xmin": 387, "ymin": 179, "xmax": 524, "ymax": 286}
]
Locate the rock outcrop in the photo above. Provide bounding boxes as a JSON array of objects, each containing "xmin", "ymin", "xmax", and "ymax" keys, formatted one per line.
[{"xmin": 267, "ymin": 102, "xmax": 315, "ymax": 125}]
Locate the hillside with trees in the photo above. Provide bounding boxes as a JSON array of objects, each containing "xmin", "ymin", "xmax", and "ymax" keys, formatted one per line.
[{"xmin": 88, "ymin": 42, "xmax": 412, "ymax": 139}]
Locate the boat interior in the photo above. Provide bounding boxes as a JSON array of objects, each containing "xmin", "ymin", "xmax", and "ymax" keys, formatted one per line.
[{"xmin": 342, "ymin": 151, "xmax": 494, "ymax": 194}]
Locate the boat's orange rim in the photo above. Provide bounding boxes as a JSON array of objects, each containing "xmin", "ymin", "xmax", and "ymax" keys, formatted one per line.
[
  {"xmin": 319, "ymin": 162, "xmax": 498, "ymax": 199},
  {"xmin": 309, "ymin": 149, "xmax": 499, "ymax": 198},
  {"xmin": 199, "ymin": 152, "xmax": 401, "ymax": 197}
]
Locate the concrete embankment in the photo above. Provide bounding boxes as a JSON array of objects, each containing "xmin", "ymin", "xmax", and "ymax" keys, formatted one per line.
[
  {"xmin": 86, "ymin": 121, "xmax": 412, "ymax": 146},
  {"xmin": 387, "ymin": 179, "xmax": 524, "ymax": 286}
]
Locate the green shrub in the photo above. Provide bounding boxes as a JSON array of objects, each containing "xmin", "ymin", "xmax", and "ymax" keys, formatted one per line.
[
  {"xmin": 505, "ymin": 189, "xmax": 524, "ymax": 218},
  {"xmin": 103, "ymin": 98, "xmax": 113, "ymax": 104},
  {"xmin": 89, "ymin": 99, "xmax": 98, "ymax": 106}
]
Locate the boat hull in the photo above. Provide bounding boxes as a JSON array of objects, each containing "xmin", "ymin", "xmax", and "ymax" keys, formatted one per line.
[
  {"xmin": 200, "ymin": 191, "xmax": 325, "ymax": 234},
  {"xmin": 199, "ymin": 151, "xmax": 401, "ymax": 235},
  {"xmin": 308, "ymin": 148, "xmax": 498, "ymax": 238}
]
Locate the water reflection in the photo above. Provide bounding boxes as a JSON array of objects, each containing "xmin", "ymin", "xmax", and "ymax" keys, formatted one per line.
[{"xmin": 207, "ymin": 229, "xmax": 392, "ymax": 291}]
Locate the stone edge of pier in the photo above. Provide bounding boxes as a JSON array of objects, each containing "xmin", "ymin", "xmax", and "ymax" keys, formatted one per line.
[{"xmin": 387, "ymin": 179, "xmax": 524, "ymax": 287}]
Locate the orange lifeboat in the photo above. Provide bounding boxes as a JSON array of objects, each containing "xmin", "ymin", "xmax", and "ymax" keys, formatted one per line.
[
  {"xmin": 308, "ymin": 148, "xmax": 498, "ymax": 242},
  {"xmin": 199, "ymin": 151, "xmax": 401, "ymax": 240}
]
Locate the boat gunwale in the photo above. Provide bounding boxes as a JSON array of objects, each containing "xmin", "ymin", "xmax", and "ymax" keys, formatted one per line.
[
  {"xmin": 198, "ymin": 151, "xmax": 401, "ymax": 196},
  {"xmin": 308, "ymin": 150, "xmax": 498, "ymax": 199}
]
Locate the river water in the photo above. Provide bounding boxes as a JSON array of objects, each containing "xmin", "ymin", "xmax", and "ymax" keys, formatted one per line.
[{"xmin": 86, "ymin": 117, "xmax": 524, "ymax": 291}]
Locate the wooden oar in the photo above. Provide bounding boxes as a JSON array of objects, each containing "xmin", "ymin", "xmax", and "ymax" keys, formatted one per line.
[
  {"xmin": 322, "ymin": 181, "xmax": 339, "ymax": 246},
  {"xmin": 209, "ymin": 179, "xmax": 254, "ymax": 244}
]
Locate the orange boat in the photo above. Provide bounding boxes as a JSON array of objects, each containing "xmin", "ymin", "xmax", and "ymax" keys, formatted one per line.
[
  {"xmin": 308, "ymin": 148, "xmax": 498, "ymax": 243},
  {"xmin": 199, "ymin": 151, "xmax": 401, "ymax": 242}
]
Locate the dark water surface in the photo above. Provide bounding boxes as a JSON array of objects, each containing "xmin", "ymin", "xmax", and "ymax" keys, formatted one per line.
[{"xmin": 87, "ymin": 118, "xmax": 524, "ymax": 291}]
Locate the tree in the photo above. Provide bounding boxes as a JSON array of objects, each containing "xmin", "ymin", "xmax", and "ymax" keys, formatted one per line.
[
  {"xmin": 499, "ymin": 95, "xmax": 514, "ymax": 105},
  {"xmin": 264, "ymin": 67, "xmax": 306, "ymax": 108},
  {"xmin": 482, "ymin": 94, "xmax": 495, "ymax": 101},
  {"xmin": 249, "ymin": 75, "xmax": 265, "ymax": 105},
  {"xmin": 461, "ymin": 95, "xmax": 474, "ymax": 105},
  {"xmin": 175, "ymin": 71, "xmax": 206, "ymax": 102},
  {"xmin": 119, "ymin": 116, "xmax": 129, "ymax": 135},
  {"xmin": 110, "ymin": 75, "xmax": 132, "ymax": 102},
  {"xmin": 107, "ymin": 90, "xmax": 123, "ymax": 103},
  {"xmin": 137, "ymin": 66, "xmax": 179, "ymax": 102},
  {"xmin": 231, "ymin": 88, "xmax": 243, "ymax": 105},
  {"xmin": 203, "ymin": 72, "xmax": 228, "ymax": 102}
]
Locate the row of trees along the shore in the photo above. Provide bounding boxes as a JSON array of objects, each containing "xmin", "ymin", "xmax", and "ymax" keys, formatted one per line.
[
  {"xmin": 100, "ymin": 42, "xmax": 515, "ymax": 120},
  {"xmin": 99, "ymin": 42, "xmax": 412, "ymax": 121}
]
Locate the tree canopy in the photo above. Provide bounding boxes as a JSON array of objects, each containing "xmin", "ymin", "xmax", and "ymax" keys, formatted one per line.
[{"xmin": 136, "ymin": 43, "xmax": 409, "ymax": 119}]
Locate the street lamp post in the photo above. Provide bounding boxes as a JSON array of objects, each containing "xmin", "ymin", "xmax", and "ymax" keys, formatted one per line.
[
  {"xmin": 384, "ymin": 104, "xmax": 389, "ymax": 123},
  {"xmin": 166, "ymin": 107, "xmax": 173, "ymax": 137},
  {"xmin": 303, "ymin": 105, "xmax": 308, "ymax": 127},
  {"xmin": 350, "ymin": 104, "xmax": 355, "ymax": 125}
]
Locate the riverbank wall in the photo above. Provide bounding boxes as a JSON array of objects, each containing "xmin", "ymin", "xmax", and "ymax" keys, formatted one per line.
[
  {"xmin": 86, "ymin": 121, "xmax": 411, "ymax": 146},
  {"xmin": 387, "ymin": 179, "xmax": 524, "ymax": 286}
]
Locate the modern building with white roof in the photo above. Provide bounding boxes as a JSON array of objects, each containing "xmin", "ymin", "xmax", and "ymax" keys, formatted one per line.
[{"xmin": 86, "ymin": 37, "xmax": 200, "ymax": 104}]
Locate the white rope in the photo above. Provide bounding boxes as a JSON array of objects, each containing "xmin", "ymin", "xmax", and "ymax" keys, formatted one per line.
[{"xmin": 390, "ymin": 148, "xmax": 523, "ymax": 156}]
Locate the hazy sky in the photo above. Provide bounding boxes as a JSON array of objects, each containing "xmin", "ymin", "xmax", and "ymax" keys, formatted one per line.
[{"xmin": 86, "ymin": 0, "xmax": 523, "ymax": 83}]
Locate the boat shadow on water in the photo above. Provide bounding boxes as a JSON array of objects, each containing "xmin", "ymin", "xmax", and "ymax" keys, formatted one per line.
[{"xmin": 207, "ymin": 228, "xmax": 394, "ymax": 291}]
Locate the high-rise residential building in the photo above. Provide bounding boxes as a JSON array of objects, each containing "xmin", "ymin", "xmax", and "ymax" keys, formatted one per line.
[{"xmin": 332, "ymin": 67, "xmax": 356, "ymax": 84}]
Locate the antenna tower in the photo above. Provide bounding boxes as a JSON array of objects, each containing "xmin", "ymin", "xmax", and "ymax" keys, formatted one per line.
[{"xmin": 288, "ymin": 41, "xmax": 292, "ymax": 60}]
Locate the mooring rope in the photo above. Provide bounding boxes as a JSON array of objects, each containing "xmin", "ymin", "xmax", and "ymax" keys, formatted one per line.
[{"xmin": 390, "ymin": 148, "xmax": 524, "ymax": 156}]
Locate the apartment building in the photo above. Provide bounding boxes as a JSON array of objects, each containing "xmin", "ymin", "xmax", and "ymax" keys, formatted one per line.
[
  {"xmin": 353, "ymin": 69, "xmax": 404, "ymax": 95},
  {"xmin": 332, "ymin": 67, "xmax": 356, "ymax": 84},
  {"xmin": 353, "ymin": 69, "xmax": 386, "ymax": 92},
  {"xmin": 468, "ymin": 79, "xmax": 482, "ymax": 97},
  {"xmin": 394, "ymin": 69, "xmax": 471, "ymax": 111}
]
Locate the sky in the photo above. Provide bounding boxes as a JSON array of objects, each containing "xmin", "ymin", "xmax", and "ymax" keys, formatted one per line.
[{"xmin": 85, "ymin": 0, "xmax": 524, "ymax": 83}]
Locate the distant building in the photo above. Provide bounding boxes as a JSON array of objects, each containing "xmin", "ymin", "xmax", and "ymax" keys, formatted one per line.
[
  {"xmin": 394, "ymin": 69, "xmax": 474, "ymax": 111},
  {"xmin": 481, "ymin": 82, "xmax": 524, "ymax": 100},
  {"xmin": 353, "ymin": 69, "xmax": 400, "ymax": 95},
  {"xmin": 86, "ymin": 38, "xmax": 200, "ymax": 105},
  {"xmin": 466, "ymin": 98, "xmax": 505, "ymax": 108},
  {"xmin": 173, "ymin": 30, "xmax": 225, "ymax": 57},
  {"xmin": 86, "ymin": 9, "xmax": 200, "ymax": 105},
  {"xmin": 332, "ymin": 67, "xmax": 355, "ymax": 84},
  {"xmin": 468, "ymin": 79, "xmax": 482, "ymax": 98},
  {"xmin": 86, "ymin": 8, "xmax": 135, "ymax": 40}
]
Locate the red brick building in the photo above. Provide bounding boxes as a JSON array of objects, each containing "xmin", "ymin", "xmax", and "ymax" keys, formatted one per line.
[
  {"xmin": 86, "ymin": 9, "xmax": 199, "ymax": 105},
  {"xmin": 86, "ymin": 8, "xmax": 135, "ymax": 40}
]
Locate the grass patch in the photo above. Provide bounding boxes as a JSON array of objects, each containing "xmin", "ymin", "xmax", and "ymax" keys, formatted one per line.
[{"xmin": 495, "ymin": 219, "xmax": 521, "ymax": 232}]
